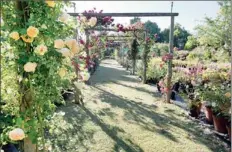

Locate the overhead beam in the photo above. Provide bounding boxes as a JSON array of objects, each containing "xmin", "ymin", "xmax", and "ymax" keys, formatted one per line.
[
  {"xmin": 68, "ymin": 12, "xmax": 179, "ymax": 17},
  {"xmin": 86, "ymin": 28, "xmax": 147, "ymax": 32}
]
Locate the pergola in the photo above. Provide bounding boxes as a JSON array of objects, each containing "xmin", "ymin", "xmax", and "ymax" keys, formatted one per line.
[{"xmin": 68, "ymin": 12, "xmax": 179, "ymax": 103}]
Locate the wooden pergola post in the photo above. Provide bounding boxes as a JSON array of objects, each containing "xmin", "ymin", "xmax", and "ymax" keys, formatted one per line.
[
  {"xmin": 143, "ymin": 30, "xmax": 148, "ymax": 84},
  {"xmin": 85, "ymin": 29, "xmax": 90, "ymax": 57},
  {"xmin": 166, "ymin": 16, "xmax": 175, "ymax": 103}
]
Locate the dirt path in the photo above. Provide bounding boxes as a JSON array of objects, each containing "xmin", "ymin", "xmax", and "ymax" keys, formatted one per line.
[{"xmin": 47, "ymin": 59, "xmax": 227, "ymax": 152}]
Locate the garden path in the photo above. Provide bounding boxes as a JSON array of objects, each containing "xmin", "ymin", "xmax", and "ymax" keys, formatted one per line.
[{"xmin": 47, "ymin": 59, "xmax": 227, "ymax": 152}]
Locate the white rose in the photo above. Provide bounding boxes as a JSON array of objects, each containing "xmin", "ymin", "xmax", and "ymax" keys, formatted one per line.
[
  {"xmin": 59, "ymin": 13, "xmax": 70, "ymax": 24},
  {"xmin": 41, "ymin": 24, "xmax": 47, "ymax": 29},
  {"xmin": 58, "ymin": 48, "xmax": 71, "ymax": 57},
  {"xmin": 211, "ymin": 102, "xmax": 216, "ymax": 107},
  {"xmin": 88, "ymin": 17, "xmax": 97, "ymax": 27},
  {"xmin": 80, "ymin": 71, "xmax": 90, "ymax": 81}
]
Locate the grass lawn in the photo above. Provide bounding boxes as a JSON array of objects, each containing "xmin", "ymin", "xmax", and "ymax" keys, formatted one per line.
[{"xmin": 46, "ymin": 60, "xmax": 227, "ymax": 152}]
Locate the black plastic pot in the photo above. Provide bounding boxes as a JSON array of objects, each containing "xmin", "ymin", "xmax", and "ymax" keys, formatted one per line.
[
  {"xmin": 2, "ymin": 143, "xmax": 19, "ymax": 152},
  {"xmin": 62, "ymin": 89, "xmax": 75, "ymax": 101}
]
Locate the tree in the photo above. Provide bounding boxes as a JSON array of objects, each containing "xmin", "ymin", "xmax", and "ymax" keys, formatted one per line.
[
  {"xmin": 159, "ymin": 23, "xmax": 191, "ymax": 49},
  {"xmin": 144, "ymin": 20, "xmax": 161, "ymax": 40},
  {"xmin": 195, "ymin": 1, "xmax": 231, "ymax": 53},
  {"xmin": 160, "ymin": 28, "xmax": 170, "ymax": 43},
  {"xmin": 130, "ymin": 17, "xmax": 141, "ymax": 24},
  {"xmin": 173, "ymin": 23, "xmax": 191, "ymax": 49}
]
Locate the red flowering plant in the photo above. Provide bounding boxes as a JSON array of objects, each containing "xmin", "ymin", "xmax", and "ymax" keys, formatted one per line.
[
  {"xmin": 158, "ymin": 76, "xmax": 173, "ymax": 94},
  {"xmin": 72, "ymin": 51, "xmax": 91, "ymax": 82},
  {"xmin": 78, "ymin": 8, "xmax": 114, "ymax": 29},
  {"xmin": 161, "ymin": 53, "xmax": 173, "ymax": 63}
]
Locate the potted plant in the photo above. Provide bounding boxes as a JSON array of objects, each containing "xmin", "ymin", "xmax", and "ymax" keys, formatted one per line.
[
  {"xmin": 203, "ymin": 101, "xmax": 213, "ymax": 124},
  {"xmin": 201, "ymin": 85, "xmax": 230, "ymax": 134},
  {"xmin": 188, "ymin": 93, "xmax": 202, "ymax": 118}
]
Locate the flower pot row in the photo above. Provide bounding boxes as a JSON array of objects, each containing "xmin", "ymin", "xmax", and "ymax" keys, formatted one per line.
[{"xmin": 197, "ymin": 105, "xmax": 231, "ymax": 141}]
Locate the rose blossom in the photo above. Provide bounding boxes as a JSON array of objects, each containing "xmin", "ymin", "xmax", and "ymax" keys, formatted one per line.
[
  {"xmin": 24, "ymin": 62, "xmax": 37, "ymax": 72},
  {"xmin": 9, "ymin": 128, "xmax": 25, "ymax": 141},
  {"xmin": 88, "ymin": 17, "xmax": 97, "ymax": 27},
  {"xmin": 45, "ymin": 1, "xmax": 55, "ymax": 7},
  {"xmin": 65, "ymin": 39, "xmax": 77, "ymax": 49},
  {"xmin": 21, "ymin": 35, "xmax": 34, "ymax": 43},
  {"xmin": 58, "ymin": 68, "xmax": 67, "ymax": 78},
  {"xmin": 27, "ymin": 26, "xmax": 39, "ymax": 38},
  {"xmin": 9, "ymin": 31, "xmax": 20, "ymax": 41},
  {"xmin": 58, "ymin": 48, "xmax": 71, "ymax": 57},
  {"xmin": 34, "ymin": 44, "xmax": 48, "ymax": 56},
  {"xmin": 59, "ymin": 13, "xmax": 70, "ymax": 24},
  {"xmin": 54, "ymin": 39, "xmax": 65, "ymax": 49}
]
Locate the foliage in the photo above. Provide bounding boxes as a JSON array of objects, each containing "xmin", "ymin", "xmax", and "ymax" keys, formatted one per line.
[
  {"xmin": 150, "ymin": 43, "xmax": 169, "ymax": 57},
  {"xmin": 184, "ymin": 36, "xmax": 198, "ymax": 50},
  {"xmin": 144, "ymin": 21, "xmax": 160, "ymax": 40},
  {"xmin": 159, "ymin": 23, "xmax": 191, "ymax": 49},
  {"xmin": 130, "ymin": 17, "xmax": 141, "ymax": 24},
  {"xmin": 1, "ymin": 0, "xmax": 78, "ymax": 148},
  {"xmin": 146, "ymin": 58, "xmax": 167, "ymax": 81},
  {"xmin": 173, "ymin": 23, "xmax": 191, "ymax": 49},
  {"xmin": 195, "ymin": 1, "xmax": 231, "ymax": 53}
]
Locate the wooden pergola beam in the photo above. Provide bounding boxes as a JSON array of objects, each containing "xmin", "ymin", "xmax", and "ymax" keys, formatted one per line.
[
  {"xmin": 107, "ymin": 39, "xmax": 133, "ymax": 41},
  {"xmin": 86, "ymin": 28, "xmax": 147, "ymax": 32},
  {"xmin": 68, "ymin": 12, "xmax": 179, "ymax": 17},
  {"xmin": 99, "ymin": 35, "xmax": 133, "ymax": 38}
]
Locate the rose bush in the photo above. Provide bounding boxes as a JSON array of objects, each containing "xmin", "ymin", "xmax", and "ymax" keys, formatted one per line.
[{"xmin": 1, "ymin": 1, "xmax": 79, "ymax": 150}]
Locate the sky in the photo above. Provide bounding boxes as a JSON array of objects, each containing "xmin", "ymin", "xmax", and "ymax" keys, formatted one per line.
[{"xmin": 67, "ymin": 1, "xmax": 220, "ymax": 34}]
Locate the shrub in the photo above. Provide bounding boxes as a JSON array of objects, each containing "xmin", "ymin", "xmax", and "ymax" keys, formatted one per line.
[
  {"xmin": 146, "ymin": 58, "xmax": 167, "ymax": 82},
  {"xmin": 184, "ymin": 36, "xmax": 198, "ymax": 50}
]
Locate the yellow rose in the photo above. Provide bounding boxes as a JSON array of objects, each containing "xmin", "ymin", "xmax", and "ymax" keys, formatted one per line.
[
  {"xmin": 65, "ymin": 39, "xmax": 77, "ymax": 49},
  {"xmin": 24, "ymin": 62, "xmax": 37, "ymax": 72},
  {"xmin": 225, "ymin": 92, "xmax": 231, "ymax": 98},
  {"xmin": 34, "ymin": 44, "xmax": 48, "ymax": 56},
  {"xmin": 45, "ymin": 1, "xmax": 55, "ymax": 7},
  {"xmin": 58, "ymin": 68, "xmax": 67, "ymax": 78},
  {"xmin": 27, "ymin": 26, "xmax": 39, "ymax": 38},
  {"xmin": 9, "ymin": 32, "xmax": 20, "ymax": 41},
  {"xmin": 88, "ymin": 17, "xmax": 97, "ymax": 27},
  {"xmin": 21, "ymin": 35, "xmax": 34, "ymax": 43},
  {"xmin": 9, "ymin": 128, "xmax": 25, "ymax": 141},
  {"xmin": 54, "ymin": 39, "xmax": 65, "ymax": 49},
  {"xmin": 71, "ymin": 45, "xmax": 81, "ymax": 55}
]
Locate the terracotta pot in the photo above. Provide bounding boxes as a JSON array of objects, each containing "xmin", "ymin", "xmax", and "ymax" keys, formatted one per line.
[
  {"xmin": 226, "ymin": 125, "xmax": 231, "ymax": 141},
  {"xmin": 212, "ymin": 114, "xmax": 227, "ymax": 134},
  {"xmin": 204, "ymin": 106, "xmax": 213, "ymax": 124}
]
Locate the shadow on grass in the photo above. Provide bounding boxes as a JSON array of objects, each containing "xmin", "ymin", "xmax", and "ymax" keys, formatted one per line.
[
  {"xmin": 81, "ymin": 106, "xmax": 144, "ymax": 152},
  {"xmin": 93, "ymin": 86, "xmax": 179, "ymax": 143},
  {"xmin": 92, "ymin": 86, "xmax": 227, "ymax": 151},
  {"xmin": 111, "ymin": 80, "xmax": 161, "ymax": 98}
]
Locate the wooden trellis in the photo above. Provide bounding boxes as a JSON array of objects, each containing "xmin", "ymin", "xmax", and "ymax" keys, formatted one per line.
[{"xmin": 68, "ymin": 12, "xmax": 179, "ymax": 103}]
